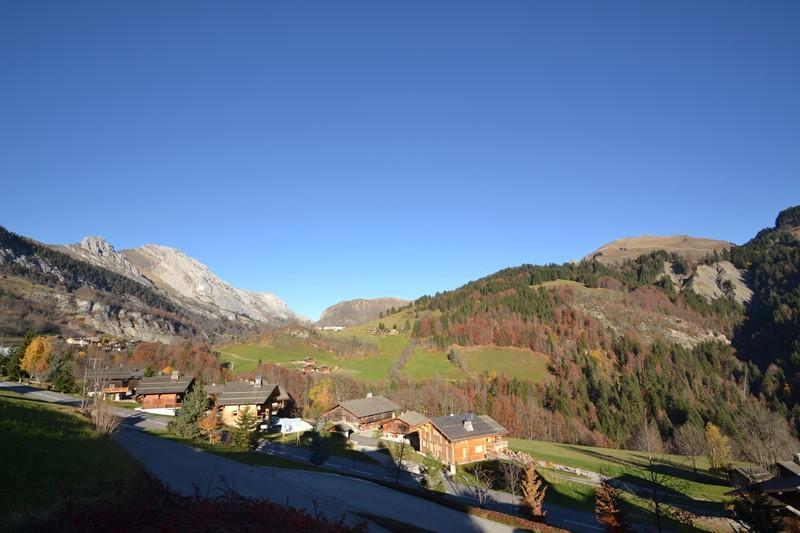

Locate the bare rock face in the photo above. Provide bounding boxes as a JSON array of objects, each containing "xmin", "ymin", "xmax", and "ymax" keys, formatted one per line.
[
  {"xmin": 54, "ymin": 237, "xmax": 298, "ymax": 328},
  {"xmin": 685, "ymin": 260, "xmax": 752, "ymax": 304},
  {"xmin": 57, "ymin": 236, "xmax": 152, "ymax": 287},
  {"xmin": 317, "ymin": 297, "xmax": 410, "ymax": 327},
  {"xmin": 120, "ymin": 244, "xmax": 295, "ymax": 324},
  {"xmin": 584, "ymin": 235, "xmax": 733, "ymax": 265}
]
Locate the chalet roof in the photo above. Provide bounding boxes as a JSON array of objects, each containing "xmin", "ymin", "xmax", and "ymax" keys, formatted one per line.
[
  {"xmin": 216, "ymin": 381, "xmax": 278, "ymax": 406},
  {"xmin": 339, "ymin": 395, "xmax": 400, "ymax": 418},
  {"xmin": 397, "ymin": 411, "xmax": 428, "ymax": 427},
  {"xmin": 428, "ymin": 413, "xmax": 507, "ymax": 442},
  {"xmin": 135, "ymin": 375, "xmax": 194, "ymax": 396},
  {"xmin": 729, "ymin": 476, "xmax": 800, "ymax": 496},
  {"xmin": 206, "ymin": 383, "xmax": 225, "ymax": 395},
  {"xmin": 92, "ymin": 367, "xmax": 143, "ymax": 380},
  {"xmin": 778, "ymin": 460, "xmax": 800, "ymax": 476},
  {"xmin": 276, "ymin": 385, "xmax": 291, "ymax": 401}
]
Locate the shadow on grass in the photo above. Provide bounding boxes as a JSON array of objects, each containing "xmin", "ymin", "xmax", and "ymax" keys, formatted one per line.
[{"xmin": 564, "ymin": 445, "xmax": 726, "ymax": 487}]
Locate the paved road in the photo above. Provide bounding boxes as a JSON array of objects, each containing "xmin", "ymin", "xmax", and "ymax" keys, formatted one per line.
[
  {"xmin": 1, "ymin": 381, "xmax": 605, "ymax": 532},
  {"xmin": 124, "ymin": 427, "xmax": 518, "ymax": 532},
  {"xmin": 1, "ymin": 382, "xmax": 508, "ymax": 532},
  {"xmin": 259, "ymin": 439, "xmax": 604, "ymax": 532}
]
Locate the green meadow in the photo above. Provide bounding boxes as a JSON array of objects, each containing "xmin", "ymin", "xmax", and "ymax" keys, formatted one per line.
[{"xmin": 217, "ymin": 309, "xmax": 555, "ymax": 383}]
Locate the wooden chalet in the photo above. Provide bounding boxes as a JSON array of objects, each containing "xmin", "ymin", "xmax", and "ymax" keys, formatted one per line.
[
  {"xmin": 729, "ymin": 454, "xmax": 800, "ymax": 528},
  {"xmin": 215, "ymin": 378, "xmax": 283, "ymax": 426},
  {"xmin": 323, "ymin": 394, "xmax": 400, "ymax": 431},
  {"xmin": 93, "ymin": 367, "xmax": 143, "ymax": 400},
  {"xmin": 382, "ymin": 411, "xmax": 428, "ymax": 437},
  {"xmin": 382, "ymin": 411, "xmax": 428, "ymax": 448},
  {"xmin": 134, "ymin": 372, "xmax": 194, "ymax": 410},
  {"xmin": 419, "ymin": 413, "xmax": 508, "ymax": 465}
]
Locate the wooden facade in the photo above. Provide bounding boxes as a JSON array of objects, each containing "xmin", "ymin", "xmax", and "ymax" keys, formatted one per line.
[
  {"xmin": 323, "ymin": 395, "xmax": 400, "ymax": 431},
  {"xmin": 419, "ymin": 413, "xmax": 508, "ymax": 465},
  {"xmin": 141, "ymin": 392, "xmax": 182, "ymax": 409},
  {"xmin": 214, "ymin": 380, "xmax": 287, "ymax": 427},
  {"xmin": 135, "ymin": 373, "xmax": 194, "ymax": 411}
]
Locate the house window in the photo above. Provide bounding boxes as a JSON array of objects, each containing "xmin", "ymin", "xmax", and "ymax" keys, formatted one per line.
[
  {"xmin": 462, "ymin": 447, "xmax": 467, "ymax": 459},
  {"xmin": 475, "ymin": 445, "xmax": 484, "ymax": 453}
]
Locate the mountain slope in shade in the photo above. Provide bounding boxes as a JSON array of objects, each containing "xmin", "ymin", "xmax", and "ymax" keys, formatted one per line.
[
  {"xmin": 317, "ymin": 297, "xmax": 410, "ymax": 327},
  {"xmin": 58, "ymin": 237, "xmax": 297, "ymax": 326},
  {"xmin": 584, "ymin": 235, "xmax": 733, "ymax": 265}
]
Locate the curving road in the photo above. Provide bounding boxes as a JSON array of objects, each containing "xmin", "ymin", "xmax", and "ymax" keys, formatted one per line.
[{"xmin": 1, "ymin": 381, "xmax": 606, "ymax": 532}]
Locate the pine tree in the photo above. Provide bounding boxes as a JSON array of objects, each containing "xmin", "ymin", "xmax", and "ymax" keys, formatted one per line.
[
  {"xmin": 168, "ymin": 381, "xmax": 208, "ymax": 440},
  {"xmin": 309, "ymin": 418, "xmax": 331, "ymax": 466},
  {"xmin": 233, "ymin": 407, "xmax": 259, "ymax": 449},
  {"xmin": 47, "ymin": 353, "xmax": 77, "ymax": 393},
  {"xmin": 595, "ymin": 480, "xmax": 630, "ymax": 532},
  {"xmin": 520, "ymin": 462, "xmax": 547, "ymax": 519}
]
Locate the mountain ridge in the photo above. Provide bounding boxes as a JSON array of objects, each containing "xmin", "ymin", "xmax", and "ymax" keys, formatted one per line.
[
  {"xmin": 317, "ymin": 297, "xmax": 410, "ymax": 327},
  {"xmin": 53, "ymin": 236, "xmax": 297, "ymax": 326},
  {"xmin": 583, "ymin": 235, "xmax": 733, "ymax": 265}
]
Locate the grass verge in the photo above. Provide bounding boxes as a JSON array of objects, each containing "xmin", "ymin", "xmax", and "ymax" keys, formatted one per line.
[{"xmin": 0, "ymin": 389, "xmax": 143, "ymax": 519}]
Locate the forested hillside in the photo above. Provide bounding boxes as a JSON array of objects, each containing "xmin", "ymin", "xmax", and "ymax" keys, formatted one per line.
[
  {"xmin": 729, "ymin": 206, "xmax": 800, "ymax": 421},
  {"xmin": 398, "ymin": 206, "xmax": 800, "ymax": 453}
]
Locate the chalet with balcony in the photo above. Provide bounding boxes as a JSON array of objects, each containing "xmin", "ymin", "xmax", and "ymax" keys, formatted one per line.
[
  {"xmin": 382, "ymin": 410, "xmax": 428, "ymax": 448},
  {"xmin": 323, "ymin": 394, "xmax": 400, "ymax": 431},
  {"xmin": 419, "ymin": 413, "xmax": 508, "ymax": 466},
  {"xmin": 134, "ymin": 372, "xmax": 194, "ymax": 411},
  {"xmin": 93, "ymin": 367, "xmax": 143, "ymax": 400},
  {"xmin": 215, "ymin": 378, "xmax": 284, "ymax": 426}
]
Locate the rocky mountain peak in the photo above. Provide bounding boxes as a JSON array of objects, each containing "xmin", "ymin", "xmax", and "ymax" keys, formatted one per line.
[{"xmin": 79, "ymin": 235, "xmax": 116, "ymax": 256}]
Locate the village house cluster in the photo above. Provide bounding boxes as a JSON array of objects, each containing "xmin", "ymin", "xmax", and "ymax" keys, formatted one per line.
[
  {"xmin": 92, "ymin": 368, "xmax": 508, "ymax": 470},
  {"xmin": 62, "ymin": 335, "xmax": 140, "ymax": 352},
  {"xmin": 321, "ymin": 393, "xmax": 509, "ymax": 467}
]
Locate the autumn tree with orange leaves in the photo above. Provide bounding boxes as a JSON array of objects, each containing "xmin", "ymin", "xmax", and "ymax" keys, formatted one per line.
[{"xmin": 595, "ymin": 480, "xmax": 630, "ymax": 532}]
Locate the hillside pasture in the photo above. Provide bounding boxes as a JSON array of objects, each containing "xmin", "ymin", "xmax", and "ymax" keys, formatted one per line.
[{"xmin": 454, "ymin": 346, "xmax": 551, "ymax": 382}]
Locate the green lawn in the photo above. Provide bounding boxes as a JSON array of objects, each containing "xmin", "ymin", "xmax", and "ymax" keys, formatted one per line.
[
  {"xmin": 456, "ymin": 346, "xmax": 551, "ymax": 382},
  {"xmin": 403, "ymin": 349, "xmax": 464, "ymax": 380},
  {"xmin": 509, "ymin": 439, "xmax": 733, "ymax": 504},
  {"xmin": 0, "ymin": 390, "xmax": 143, "ymax": 519},
  {"xmin": 217, "ymin": 335, "xmax": 335, "ymax": 374}
]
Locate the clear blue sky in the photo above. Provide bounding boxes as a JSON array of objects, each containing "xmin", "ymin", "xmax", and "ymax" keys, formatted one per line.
[{"xmin": 1, "ymin": 1, "xmax": 798, "ymax": 319}]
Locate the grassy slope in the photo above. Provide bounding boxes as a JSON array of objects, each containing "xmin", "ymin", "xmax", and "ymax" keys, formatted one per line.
[
  {"xmin": 218, "ymin": 309, "xmax": 554, "ymax": 383},
  {"xmin": 509, "ymin": 439, "xmax": 732, "ymax": 503},
  {"xmin": 0, "ymin": 390, "xmax": 142, "ymax": 518},
  {"xmin": 456, "ymin": 346, "xmax": 550, "ymax": 383}
]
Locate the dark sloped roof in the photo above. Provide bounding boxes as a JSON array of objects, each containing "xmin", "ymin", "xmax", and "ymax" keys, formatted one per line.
[
  {"xmin": 92, "ymin": 367, "xmax": 143, "ymax": 380},
  {"xmin": 339, "ymin": 396, "xmax": 400, "ymax": 418},
  {"xmin": 206, "ymin": 383, "xmax": 225, "ymax": 395},
  {"xmin": 429, "ymin": 413, "xmax": 507, "ymax": 442},
  {"xmin": 276, "ymin": 385, "xmax": 291, "ymax": 401},
  {"xmin": 216, "ymin": 381, "xmax": 278, "ymax": 406},
  {"xmin": 397, "ymin": 411, "xmax": 428, "ymax": 427},
  {"xmin": 729, "ymin": 476, "xmax": 800, "ymax": 496},
  {"xmin": 135, "ymin": 375, "xmax": 194, "ymax": 396},
  {"xmin": 779, "ymin": 461, "xmax": 800, "ymax": 476}
]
